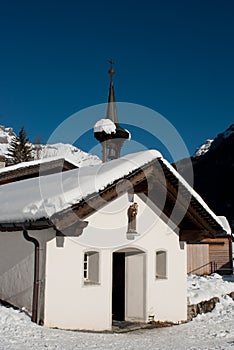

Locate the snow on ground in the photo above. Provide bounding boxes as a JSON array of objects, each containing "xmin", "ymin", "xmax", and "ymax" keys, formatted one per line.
[
  {"xmin": 0, "ymin": 274, "xmax": 234, "ymax": 350},
  {"xmin": 188, "ymin": 273, "xmax": 234, "ymax": 304}
]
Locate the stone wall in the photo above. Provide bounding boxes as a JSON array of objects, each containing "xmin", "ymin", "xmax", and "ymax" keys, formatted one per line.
[{"xmin": 187, "ymin": 292, "xmax": 234, "ymax": 321}]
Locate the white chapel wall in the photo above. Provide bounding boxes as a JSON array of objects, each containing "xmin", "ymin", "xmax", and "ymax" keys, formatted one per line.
[
  {"xmin": 44, "ymin": 237, "xmax": 112, "ymax": 331},
  {"xmin": 0, "ymin": 231, "xmax": 34, "ymax": 311},
  {"xmin": 134, "ymin": 194, "xmax": 187, "ymax": 323},
  {"xmin": 0, "ymin": 228, "xmax": 55, "ymax": 316},
  {"xmin": 44, "ymin": 192, "xmax": 187, "ymax": 330}
]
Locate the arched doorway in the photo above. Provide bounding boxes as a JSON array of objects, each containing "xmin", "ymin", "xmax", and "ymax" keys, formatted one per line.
[{"xmin": 112, "ymin": 247, "xmax": 146, "ymax": 322}]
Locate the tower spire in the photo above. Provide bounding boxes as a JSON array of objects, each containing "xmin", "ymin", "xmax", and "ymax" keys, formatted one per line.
[
  {"xmin": 94, "ymin": 62, "xmax": 130, "ymax": 162},
  {"xmin": 106, "ymin": 59, "xmax": 118, "ymax": 123}
]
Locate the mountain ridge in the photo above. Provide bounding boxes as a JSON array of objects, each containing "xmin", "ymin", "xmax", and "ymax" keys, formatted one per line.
[
  {"xmin": 176, "ymin": 124, "xmax": 234, "ymax": 231},
  {"xmin": 0, "ymin": 125, "xmax": 101, "ymax": 167}
]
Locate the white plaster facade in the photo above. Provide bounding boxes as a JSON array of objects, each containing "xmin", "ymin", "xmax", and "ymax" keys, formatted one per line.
[
  {"xmin": 0, "ymin": 193, "xmax": 187, "ymax": 331},
  {"xmin": 0, "ymin": 229, "xmax": 55, "ymax": 319},
  {"xmin": 0, "ymin": 231, "xmax": 34, "ymax": 311},
  {"xmin": 44, "ymin": 193, "xmax": 187, "ymax": 331}
]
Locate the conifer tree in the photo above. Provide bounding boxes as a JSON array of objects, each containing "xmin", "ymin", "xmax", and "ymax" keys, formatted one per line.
[{"xmin": 7, "ymin": 127, "xmax": 33, "ymax": 165}]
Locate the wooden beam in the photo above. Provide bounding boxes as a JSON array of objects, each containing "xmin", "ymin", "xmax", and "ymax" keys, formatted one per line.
[
  {"xmin": 179, "ymin": 229, "xmax": 210, "ymax": 242},
  {"xmin": 0, "ymin": 219, "xmax": 53, "ymax": 232},
  {"xmin": 55, "ymin": 220, "xmax": 88, "ymax": 237},
  {"xmin": 70, "ymin": 165, "xmax": 155, "ymax": 220}
]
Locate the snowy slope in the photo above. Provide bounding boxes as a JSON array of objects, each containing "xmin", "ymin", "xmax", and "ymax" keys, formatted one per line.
[
  {"xmin": 0, "ymin": 274, "xmax": 233, "ymax": 350},
  {"xmin": 33, "ymin": 143, "xmax": 101, "ymax": 167},
  {"xmin": 0, "ymin": 125, "xmax": 101, "ymax": 167},
  {"xmin": 223, "ymin": 124, "xmax": 234, "ymax": 139},
  {"xmin": 177, "ymin": 123, "xmax": 234, "ymax": 231},
  {"xmin": 188, "ymin": 273, "xmax": 234, "ymax": 304},
  {"xmin": 193, "ymin": 139, "xmax": 213, "ymax": 157},
  {"xmin": 193, "ymin": 124, "xmax": 234, "ymax": 158},
  {"xmin": 0, "ymin": 125, "xmax": 16, "ymax": 157}
]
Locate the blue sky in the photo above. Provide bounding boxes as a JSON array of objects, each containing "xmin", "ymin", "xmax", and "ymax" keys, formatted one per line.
[{"xmin": 0, "ymin": 0, "xmax": 234, "ymax": 161}]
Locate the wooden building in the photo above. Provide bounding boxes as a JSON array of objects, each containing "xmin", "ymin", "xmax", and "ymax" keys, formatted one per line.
[
  {"xmin": 0, "ymin": 157, "xmax": 78, "ymax": 185},
  {"xmin": 187, "ymin": 235, "xmax": 233, "ymax": 275}
]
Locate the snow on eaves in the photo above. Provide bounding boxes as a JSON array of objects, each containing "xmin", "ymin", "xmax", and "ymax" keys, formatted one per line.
[
  {"xmin": 160, "ymin": 159, "xmax": 227, "ymax": 232},
  {"xmin": 0, "ymin": 156, "xmax": 78, "ymax": 175},
  {"xmin": 94, "ymin": 118, "xmax": 116, "ymax": 134},
  {"xmin": 217, "ymin": 216, "xmax": 232, "ymax": 235}
]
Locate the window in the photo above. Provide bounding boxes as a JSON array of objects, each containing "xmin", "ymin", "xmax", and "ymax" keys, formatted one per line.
[
  {"xmin": 83, "ymin": 251, "xmax": 100, "ymax": 284},
  {"xmin": 84, "ymin": 253, "xmax": 89, "ymax": 280},
  {"xmin": 156, "ymin": 250, "xmax": 167, "ymax": 279}
]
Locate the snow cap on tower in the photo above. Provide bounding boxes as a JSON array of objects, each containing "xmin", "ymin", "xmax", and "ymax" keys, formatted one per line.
[{"xmin": 94, "ymin": 61, "xmax": 130, "ymax": 162}]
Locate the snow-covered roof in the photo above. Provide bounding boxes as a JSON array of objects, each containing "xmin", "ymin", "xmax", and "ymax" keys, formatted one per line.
[
  {"xmin": 94, "ymin": 118, "xmax": 116, "ymax": 134},
  {"xmin": 0, "ymin": 156, "xmax": 78, "ymax": 175},
  {"xmin": 0, "ymin": 149, "xmax": 227, "ymax": 234},
  {"xmin": 161, "ymin": 158, "xmax": 226, "ymax": 231},
  {"xmin": 217, "ymin": 216, "xmax": 232, "ymax": 235},
  {"xmin": 0, "ymin": 150, "xmax": 161, "ymax": 223}
]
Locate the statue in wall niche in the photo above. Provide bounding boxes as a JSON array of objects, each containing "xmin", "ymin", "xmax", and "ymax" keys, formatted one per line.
[{"xmin": 127, "ymin": 202, "xmax": 138, "ymax": 232}]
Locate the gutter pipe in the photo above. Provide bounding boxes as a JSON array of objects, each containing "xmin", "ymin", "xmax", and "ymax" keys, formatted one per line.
[{"xmin": 23, "ymin": 229, "xmax": 40, "ymax": 323}]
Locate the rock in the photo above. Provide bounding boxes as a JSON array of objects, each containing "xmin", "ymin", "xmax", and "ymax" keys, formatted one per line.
[
  {"xmin": 228, "ymin": 291, "xmax": 234, "ymax": 300},
  {"xmin": 187, "ymin": 297, "xmax": 220, "ymax": 321}
]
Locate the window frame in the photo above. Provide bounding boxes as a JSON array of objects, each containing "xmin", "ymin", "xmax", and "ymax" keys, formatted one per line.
[
  {"xmin": 83, "ymin": 251, "xmax": 100, "ymax": 285},
  {"xmin": 155, "ymin": 249, "xmax": 168, "ymax": 280}
]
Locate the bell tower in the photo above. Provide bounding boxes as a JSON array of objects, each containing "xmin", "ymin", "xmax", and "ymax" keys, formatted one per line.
[{"xmin": 94, "ymin": 62, "xmax": 130, "ymax": 162}]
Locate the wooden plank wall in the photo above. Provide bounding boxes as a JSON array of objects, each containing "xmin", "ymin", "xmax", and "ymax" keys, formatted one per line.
[
  {"xmin": 203, "ymin": 237, "xmax": 232, "ymax": 274},
  {"xmin": 187, "ymin": 244, "xmax": 210, "ymax": 275}
]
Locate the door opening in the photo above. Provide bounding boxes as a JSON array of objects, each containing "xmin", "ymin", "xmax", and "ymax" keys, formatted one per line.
[{"xmin": 112, "ymin": 252, "xmax": 125, "ymax": 321}]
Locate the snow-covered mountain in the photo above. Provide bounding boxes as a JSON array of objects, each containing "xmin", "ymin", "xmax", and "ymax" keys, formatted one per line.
[
  {"xmin": 193, "ymin": 124, "xmax": 234, "ymax": 158},
  {"xmin": 0, "ymin": 125, "xmax": 101, "ymax": 167},
  {"xmin": 0, "ymin": 125, "xmax": 16, "ymax": 157},
  {"xmin": 193, "ymin": 139, "xmax": 213, "ymax": 157},
  {"xmin": 176, "ymin": 123, "xmax": 234, "ymax": 230},
  {"xmin": 32, "ymin": 143, "xmax": 101, "ymax": 167}
]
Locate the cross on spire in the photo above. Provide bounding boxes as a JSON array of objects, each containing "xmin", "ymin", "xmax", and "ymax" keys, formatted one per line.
[
  {"xmin": 108, "ymin": 59, "xmax": 115, "ymax": 69},
  {"xmin": 108, "ymin": 59, "xmax": 115, "ymax": 81}
]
